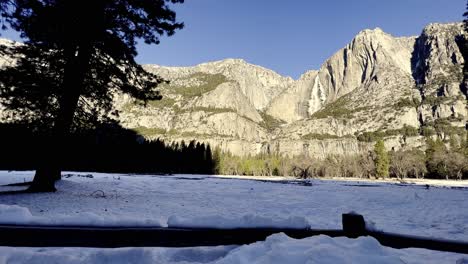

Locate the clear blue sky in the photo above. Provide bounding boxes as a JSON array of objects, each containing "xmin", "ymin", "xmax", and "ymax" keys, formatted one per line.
[
  {"xmin": 136, "ymin": 0, "xmax": 465, "ymax": 79},
  {"xmin": 1, "ymin": 0, "xmax": 465, "ymax": 79}
]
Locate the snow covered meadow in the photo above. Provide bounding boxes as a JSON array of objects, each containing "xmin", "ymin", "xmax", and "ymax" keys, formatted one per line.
[{"xmin": 0, "ymin": 171, "xmax": 467, "ymax": 263}]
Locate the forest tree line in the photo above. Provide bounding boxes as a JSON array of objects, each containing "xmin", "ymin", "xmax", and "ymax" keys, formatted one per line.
[
  {"xmin": 214, "ymin": 137, "xmax": 468, "ymax": 180},
  {"xmin": 0, "ymin": 123, "xmax": 215, "ymax": 175}
]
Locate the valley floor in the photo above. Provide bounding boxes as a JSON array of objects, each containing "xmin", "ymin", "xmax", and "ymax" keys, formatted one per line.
[
  {"xmin": 215, "ymin": 174, "xmax": 468, "ymax": 188},
  {"xmin": 0, "ymin": 171, "xmax": 467, "ymax": 263}
]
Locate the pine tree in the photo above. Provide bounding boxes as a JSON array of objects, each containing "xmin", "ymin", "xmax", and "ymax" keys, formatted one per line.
[
  {"xmin": 464, "ymin": 0, "xmax": 468, "ymax": 32},
  {"xmin": 374, "ymin": 139, "xmax": 389, "ymax": 178},
  {"xmin": 0, "ymin": 0, "xmax": 184, "ymax": 192}
]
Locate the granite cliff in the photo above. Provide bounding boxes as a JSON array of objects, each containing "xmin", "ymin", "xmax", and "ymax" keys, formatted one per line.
[{"xmin": 115, "ymin": 23, "xmax": 467, "ymax": 157}]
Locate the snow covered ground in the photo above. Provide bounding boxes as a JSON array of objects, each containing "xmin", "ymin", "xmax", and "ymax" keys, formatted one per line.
[
  {"xmin": 0, "ymin": 171, "xmax": 467, "ymax": 263},
  {"xmin": 1, "ymin": 234, "xmax": 467, "ymax": 264}
]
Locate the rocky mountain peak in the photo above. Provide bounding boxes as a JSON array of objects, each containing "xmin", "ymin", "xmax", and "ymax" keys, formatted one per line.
[
  {"xmin": 213, "ymin": 58, "xmax": 247, "ymax": 65},
  {"xmin": 422, "ymin": 22, "xmax": 464, "ymax": 36},
  {"xmin": 412, "ymin": 22, "xmax": 464, "ymax": 85},
  {"xmin": 356, "ymin": 27, "xmax": 385, "ymax": 37}
]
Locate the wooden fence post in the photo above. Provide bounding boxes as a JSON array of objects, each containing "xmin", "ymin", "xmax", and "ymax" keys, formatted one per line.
[{"xmin": 342, "ymin": 213, "xmax": 366, "ymax": 238}]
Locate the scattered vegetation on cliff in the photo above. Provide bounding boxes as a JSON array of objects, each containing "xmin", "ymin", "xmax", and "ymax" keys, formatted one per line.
[
  {"xmin": 421, "ymin": 95, "xmax": 449, "ymax": 105},
  {"xmin": 166, "ymin": 73, "xmax": 228, "ymax": 97},
  {"xmin": 302, "ymin": 133, "xmax": 353, "ymax": 140},
  {"xmin": 131, "ymin": 126, "xmax": 232, "ymax": 139},
  {"xmin": 144, "ymin": 98, "xmax": 177, "ymax": 108},
  {"xmin": 186, "ymin": 106, "xmax": 235, "ymax": 115},
  {"xmin": 356, "ymin": 125, "xmax": 419, "ymax": 142},
  {"xmin": 310, "ymin": 95, "xmax": 369, "ymax": 119},
  {"xmin": 421, "ymin": 118, "xmax": 467, "ymax": 141},
  {"xmin": 393, "ymin": 98, "xmax": 420, "ymax": 109},
  {"xmin": 259, "ymin": 112, "xmax": 285, "ymax": 131},
  {"xmin": 123, "ymin": 97, "xmax": 178, "ymax": 112}
]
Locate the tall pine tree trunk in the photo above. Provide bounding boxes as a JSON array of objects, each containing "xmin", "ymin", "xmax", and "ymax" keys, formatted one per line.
[{"xmin": 28, "ymin": 44, "xmax": 92, "ymax": 192}]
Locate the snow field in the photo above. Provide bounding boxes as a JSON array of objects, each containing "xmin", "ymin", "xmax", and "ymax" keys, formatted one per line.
[
  {"xmin": 0, "ymin": 234, "xmax": 467, "ymax": 264},
  {"xmin": 0, "ymin": 171, "xmax": 467, "ymax": 263}
]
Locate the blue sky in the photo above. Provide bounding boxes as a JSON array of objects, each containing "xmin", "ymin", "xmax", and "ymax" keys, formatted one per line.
[
  {"xmin": 1, "ymin": 0, "xmax": 465, "ymax": 79},
  {"xmin": 139, "ymin": 0, "xmax": 466, "ymax": 79}
]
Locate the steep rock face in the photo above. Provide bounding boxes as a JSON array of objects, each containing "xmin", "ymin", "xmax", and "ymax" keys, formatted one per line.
[
  {"xmin": 190, "ymin": 82, "xmax": 262, "ymax": 123},
  {"xmin": 317, "ymin": 28, "xmax": 415, "ymax": 103},
  {"xmin": 266, "ymin": 70, "xmax": 320, "ymax": 123},
  {"xmin": 268, "ymin": 138, "xmax": 370, "ymax": 158},
  {"xmin": 412, "ymin": 23, "xmax": 465, "ymax": 86},
  {"xmin": 144, "ymin": 58, "xmax": 293, "ymax": 110},
  {"xmin": 411, "ymin": 23, "xmax": 467, "ymax": 127},
  {"xmin": 268, "ymin": 23, "xmax": 465, "ymax": 157},
  {"xmin": 276, "ymin": 28, "xmax": 421, "ymax": 141},
  {"xmin": 267, "ymin": 28, "xmax": 416, "ymax": 123}
]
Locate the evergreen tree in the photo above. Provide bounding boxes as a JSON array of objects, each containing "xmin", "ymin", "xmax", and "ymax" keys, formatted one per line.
[
  {"xmin": 0, "ymin": 0, "xmax": 184, "ymax": 192},
  {"xmin": 464, "ymin": 0, "xmax": 468, "ymax": 32},
  {"xmin": 425, "ymin": 138, "xmax": 447, "ymax": 176},
  {"xmin": 425, "ymin": 138, "xmax": 450, "ymax": 178},
  {"xmin": 374, "ymin": 139, "xmax": 389, "ymax": 178},
  {"xmin": 205, "ymin": 145, "xmax": 214, "ymax": 174}
]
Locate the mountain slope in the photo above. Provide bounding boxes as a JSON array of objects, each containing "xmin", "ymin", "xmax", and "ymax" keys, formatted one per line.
[{"xmin": 1, "ymin": 23, "xmax": 467, "ymax": 157}]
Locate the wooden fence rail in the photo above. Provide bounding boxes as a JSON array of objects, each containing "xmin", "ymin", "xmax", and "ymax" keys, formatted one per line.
[{"xmin": 0, "ymin": 214, "xmax": 466, "ymax": 254}]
